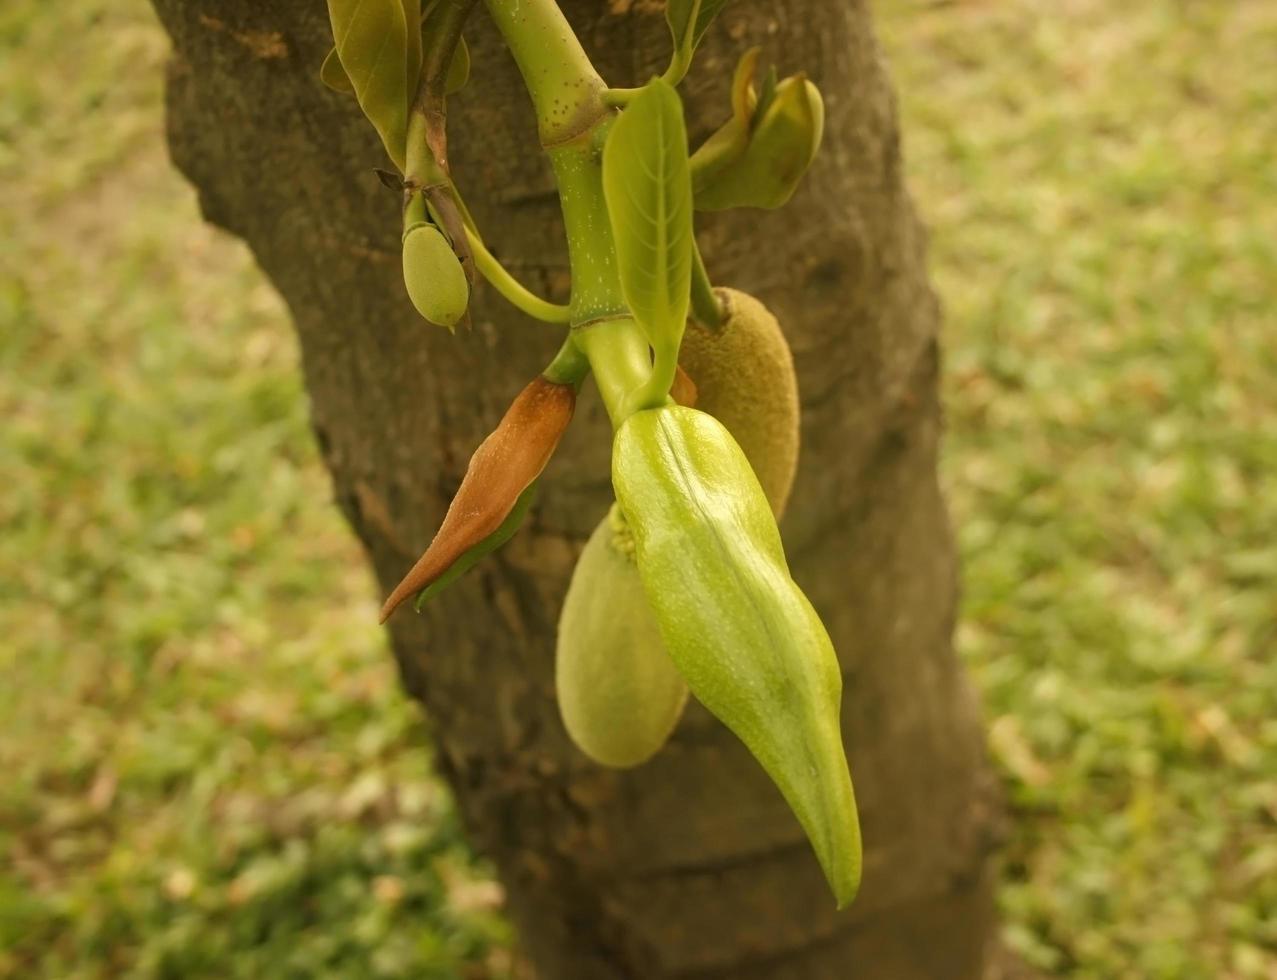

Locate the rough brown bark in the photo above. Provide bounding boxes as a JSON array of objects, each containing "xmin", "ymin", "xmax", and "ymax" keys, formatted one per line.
[{"xmin": 149, "ymin": 2, "xmax": 1002, "ymax": 976}]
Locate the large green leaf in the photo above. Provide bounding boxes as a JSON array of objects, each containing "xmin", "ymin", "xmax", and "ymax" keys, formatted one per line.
[
  {"xmin": 665, "ymin": 0, "xmax": 731, "ymax": 60},
  {"xmin": 602, "ymin": 78, "xmax": 693, "ymax": 408},
  {"xmin": 320, "ymin": 30, "xmax": 467, "ymax": 101},
  {"xmin": 327, "ymin": 0, "xmax": 410, "ymax": 169}
]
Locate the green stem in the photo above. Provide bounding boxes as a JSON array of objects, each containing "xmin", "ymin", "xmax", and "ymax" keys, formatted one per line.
[
  {"xmin": 624, "ymin": 343, "xmax": 677, "ymax": 418},
  {"xmin": 548, "ymin": 130, "xmax": 659, "ymax": 425},
  {"xmin": 662, "ymin": 0, "xmax": 702, "ymax": 88},
  {"xmin": 603, "ymin": 87, "xmax": 641, "ymax": 108},
  {"xmin": 404, "ymin": 111, "xmax": 445, "ymax": 187},
  {"xmin": 690, "ymin": 239, "xmax": 725, "ymax": 328},
  {"xmin": 548, "ymin": 136, "xmax": 628, "ymax": 325},
  {"xmin": 606, "ymin": 0, "xmax": 702, "ymax": 103},
  {"xmin": 542, "ymin": 334, "xmax": 591, "ymax": 387},
  {"xmin": 482, "ymin": 0, "xmax": 656, "ymax": 426},
  {"xmin": 465, "ymin": 229, "xmax": 571, "ymax": 323},
  {"xmin": 574, "ymin": 317, "xmax": 658, "ymax": 427},
  {"xmin": 480, "ymin": 0, "xmax": 607, "ymax": 144},
  {"xmin": 403, "ymin": 191, "xmax": 427, "ymax": 231},
  {"xmin": 404, "ymin": 128, "xmax": 562, "ymax": 322}
]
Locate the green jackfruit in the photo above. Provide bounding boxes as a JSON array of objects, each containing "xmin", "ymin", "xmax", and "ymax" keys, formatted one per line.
[
  {"xmin": 556, "ymin": 506, "xmax": 689, "ymax": 769},
  {"xmin": 612, "ymin": 405, "xmax": 861, "ymax": 907},
  {"xmin": 678, "ymin": 288, "xmax": 800, "ymax": 516}
]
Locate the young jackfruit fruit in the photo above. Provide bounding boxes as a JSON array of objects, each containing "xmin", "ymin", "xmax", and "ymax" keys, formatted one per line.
[
  {"xmin": 678, "ymin": 288, "xmax": 800, "ymax": 516},
  {"xmin": 555, "ymin": 506, "xmax": 689, "ymax": 768}
]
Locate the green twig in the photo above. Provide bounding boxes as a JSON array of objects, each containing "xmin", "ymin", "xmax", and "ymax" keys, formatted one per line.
[
  {"xmin": 690, "ymin": 239, "xmax": 725, "ymax": 328},
  {"xmin": 542, "ymin": 334, "xmax": 591, "ymax": 386},
  {"xmin": 662, "ymin": 0, "xmax": 703, "ymax": 88},
  {"xmin": 482, "ymin": 0, "xmax": 659, "ymax": 426},
  {"xmin": 466, "ymin": 228, "xmax": 572, "ymax": 324},
  {"xmin": 603, "ymin": 87, "xmax": 641, "ymax": 108}
]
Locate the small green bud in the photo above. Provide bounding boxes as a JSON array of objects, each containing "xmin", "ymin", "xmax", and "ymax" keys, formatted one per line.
[
  {"xmin": 693, "ymin": 75, "xmax": 825, "ymax": 211},
  {"xmin": 401, "ymin": 221, "xmax": 469, "ymax": 329}
]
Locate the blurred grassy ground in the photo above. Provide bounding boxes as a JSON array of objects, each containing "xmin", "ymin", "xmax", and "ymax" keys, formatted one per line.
[
  {"xmin": 0, "ymin": 2, "xmax": 509, "ymax": 977},
  {"xmin": 0, "ymin": 0, "xmax": 1272, "ymax": 977},
  {"xmin": 879, "ymin": 2, "xmax": 1277, "ymax": 975}
]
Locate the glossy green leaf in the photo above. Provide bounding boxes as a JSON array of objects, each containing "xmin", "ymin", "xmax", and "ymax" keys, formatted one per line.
[
  {"xmin": 414, "ymin": 483, "xmax": 537, "ymax": 610},
  {"xmin": 322, "ymin": 5, "xmax": 462, "ymax": 102},
  {"xmin": 321, "ymin": 22, "xmax": 456, "ymax": 103},
  {"xmin": 612, "ymin": 405, "xmax": 862, "ymax": 908},
  {"xmin": 602, "ymin": 78, "xmax": 693, "ymax": 410},
  {"xmin": 445, "ymin": 35, "xmax": 470, "ymax": 94},
  {"xmin": 321, "ymin": 32, "xmax": 454, "ymax": 102},
  {"xmin": 320, "ymin": 47, "xmax": 355, "ymax": 94},
  {"xmin": 666, "ymin": 0, "xmax": 731, "ymax": 61},
  {"xmin": 327, "ymin": 0, "xmax": 410, "ymax": 169},
  {"xmin": 402, "ymin": 0, "xmax": 423, "ymax": 102}
]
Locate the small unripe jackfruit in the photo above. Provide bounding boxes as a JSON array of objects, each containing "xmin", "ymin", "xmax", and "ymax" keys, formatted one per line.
[
  {"xmin": 556, "ymin": 506, "xmax": 689, "ymax": 768},
  {"xmin": 678, "ymin": 288, "xmax": 800, "ymax": 516},
  {"xmin": 402, "ymin": 221, "xmax": 469, "ymax": 329}
]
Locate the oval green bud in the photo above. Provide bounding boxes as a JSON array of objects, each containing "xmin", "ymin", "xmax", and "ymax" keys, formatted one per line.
[
  {"xmin": 679, "ymin": 288, "xmax": 800, "ymax": 517},
  {"xmin": 401, "ymin": 221, "xmax": 469, "ymax": 329},
  {"xmin": 556, "ymin": 506, "xmax": 689, "ymax": 769}
]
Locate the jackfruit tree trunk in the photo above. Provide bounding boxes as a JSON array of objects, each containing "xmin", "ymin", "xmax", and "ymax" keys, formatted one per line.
[{"xmin": 149, "ymin": 1, "xmax": 1002, "ymax": 976}]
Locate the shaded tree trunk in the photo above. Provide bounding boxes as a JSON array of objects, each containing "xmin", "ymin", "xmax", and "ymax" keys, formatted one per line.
[{"xmin": 149, "ymin": 1, "xmax": 1002, "ymax": 976}]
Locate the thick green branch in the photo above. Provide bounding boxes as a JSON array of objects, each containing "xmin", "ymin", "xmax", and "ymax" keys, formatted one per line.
[
  {"xmin": 481, "ymin": 0, "xmax": 654, "ymax": 424},
  {"xmin": 480, "ymin": 0, "xmax": 606, "ymax": 144},
  {"xmin": 574, "ymin": 317, "xmax": 657, "ymax": 427}
]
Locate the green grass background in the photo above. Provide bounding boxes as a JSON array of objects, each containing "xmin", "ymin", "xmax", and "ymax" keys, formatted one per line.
[{"xmin": 2, "ymin": 1, "xmax": 1274, "ymax": 976}]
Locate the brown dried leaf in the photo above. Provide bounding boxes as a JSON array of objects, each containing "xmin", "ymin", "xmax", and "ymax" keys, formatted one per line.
[
  {"xmin": 380, "ymin": 377, "xmax": 576, "ymax": 621},
  {"xmin": 671, "ymin": 364, "xmax": 698, "ymax": 407}
]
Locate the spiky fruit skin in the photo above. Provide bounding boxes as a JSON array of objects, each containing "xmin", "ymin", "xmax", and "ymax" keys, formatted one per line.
[
  {"xmin": 678, "ymin": 288, "xmax": 800, "ymax": 516},
  {"xmin": 555, "ymin": 507, "xmax": 689, "ymax": 769}
]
